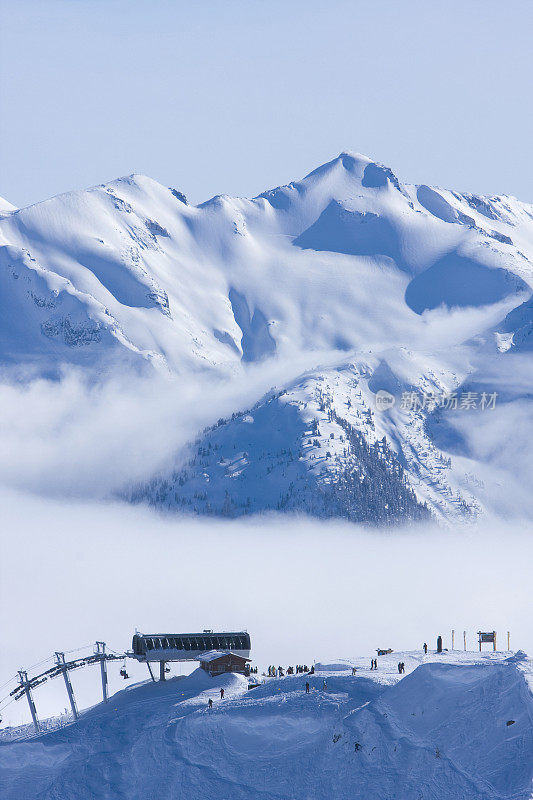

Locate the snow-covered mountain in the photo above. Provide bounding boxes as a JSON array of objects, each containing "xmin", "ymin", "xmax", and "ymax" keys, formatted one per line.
[
  {"xmin": 1, "ymin": 650, "xmax": 532, "ymax": 800},
  {"xmin": 1, "ymin": 151, "xmax": 532, "ymax": 375},
  {"xmin": 128, "ymin": 361, "xmax": 479, "ymax": 523},
  {"xmin": 1, "ymin": 152, "xmax": 532, "ymax": 521}
]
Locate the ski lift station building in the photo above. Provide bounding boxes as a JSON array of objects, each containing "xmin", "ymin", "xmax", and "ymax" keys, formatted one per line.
[{"xmin": 131, "ymin": 631, "xmax": 251, "ymax": 667}]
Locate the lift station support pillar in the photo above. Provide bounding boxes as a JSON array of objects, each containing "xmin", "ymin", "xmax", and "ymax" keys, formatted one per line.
[{"xmin": 159, "ymin": 661, "xmax": 166, "ymax": 681}]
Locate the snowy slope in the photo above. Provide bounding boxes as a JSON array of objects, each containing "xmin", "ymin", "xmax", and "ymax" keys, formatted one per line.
[
  {"xmin": 1, "ymin": 152, "xmax": 533, "ymax": 520},
  {"xmin": 1, "ymin": 650, "xmax": 532, "ymax": 800}
]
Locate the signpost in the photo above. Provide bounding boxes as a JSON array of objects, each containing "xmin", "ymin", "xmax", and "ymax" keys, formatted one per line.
[{"xmin": 477, "ymin": 631, "xmax": 497, "ymax": 652}]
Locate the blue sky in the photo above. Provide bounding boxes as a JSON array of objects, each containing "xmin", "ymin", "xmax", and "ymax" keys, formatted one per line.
[{"xmin": 1, "ymin": 0, "xmax": 532, "ymax": 206}]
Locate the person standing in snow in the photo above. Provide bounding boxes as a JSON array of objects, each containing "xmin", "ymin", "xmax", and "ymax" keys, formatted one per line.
[
  {"xmin": 220, "ymin": 688, "xmax": 224, "ymax": 699},
  {"xmin": 397, "ymin": 662, "xmax": 402, "ymax": 673},
  {"xmin": 208, "ymin": 698, "xmax": 213, "ymax": 708},
  {"xmin": 305, "ymin": 682, "xmax": 310, "ymax": 693},
  {"xmin": 423, "ymin": 643, "xmax": 428, "ymax": 654},
  {"xmin": 323, "ymin": 679, "xmax": 327, "ymax": 690}
]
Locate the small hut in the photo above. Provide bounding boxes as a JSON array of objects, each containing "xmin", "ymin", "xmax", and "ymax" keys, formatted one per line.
[{"xmin": 197, "ymin": 650, "xmax": 250, "ymax": 677}]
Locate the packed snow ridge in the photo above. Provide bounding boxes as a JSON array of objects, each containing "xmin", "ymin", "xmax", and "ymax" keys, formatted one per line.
[
  {"xmin": 1, "ymin": 649, "xmax": 532, "ymax": 800},
  {"xmin": 1, "ymin": 151, "xmax": 533, "ymax": 522}
]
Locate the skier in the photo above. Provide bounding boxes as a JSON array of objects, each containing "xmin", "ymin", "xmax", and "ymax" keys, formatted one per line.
[
  {"xmin": 398, "ymin": 662, "xmax": 402, "ymax": 673},
  {"xmin": 370, "ymin": 659, "xmax": 374, "ymax": 671},
  {"xmin": 208, "ymin": 698, "xmax": 213, "ymax": 709},
  {"xmin": 423, "ymin": 642, "xmax": 428, "ymax": 654},
  {"xmin": 220, "ymin": 688, "xmax": 224, "ymax": 699},
  {"xmin": 305, "ymin": 682, "xmax": 310, "ymax": 693},
  {"xmin": 352, "ymin": 666, "xmax": 357, "ymax": 675}
]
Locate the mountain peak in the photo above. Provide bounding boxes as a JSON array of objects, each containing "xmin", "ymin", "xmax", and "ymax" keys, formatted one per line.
[
  {"xmin": 303, "ymin": 151, "xmax": 372, "ymax": 182},
  {"xmin": 107, "ymin": 173, "xmax": 168, "ymax": 194},
  {"xmin": 300, "ymin": 151, "xmax": 403, "ymax": 195}
]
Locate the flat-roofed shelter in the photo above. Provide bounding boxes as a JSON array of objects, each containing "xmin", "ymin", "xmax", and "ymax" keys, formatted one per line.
[{"xmin": 198, "ymin": 651, "xmax": 251, "ymax": 677}]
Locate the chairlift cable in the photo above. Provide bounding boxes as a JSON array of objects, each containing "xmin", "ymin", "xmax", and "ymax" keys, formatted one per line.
[
  {"xmin": 64, "ymin": 643, "xmax": 94, "ymax": 655},
  {"xmin": 0, "ymin": 674, "xmax": 19, "ymax": 692}
]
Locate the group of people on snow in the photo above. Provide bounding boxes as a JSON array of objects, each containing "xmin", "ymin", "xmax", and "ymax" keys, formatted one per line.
[
  {"xmin": 267, "ymin": 664, "xmax": 310, "ymax": 678},
  {"xmin": 397, "ymin": 662, "xmax": 406, "ymax": 673}
]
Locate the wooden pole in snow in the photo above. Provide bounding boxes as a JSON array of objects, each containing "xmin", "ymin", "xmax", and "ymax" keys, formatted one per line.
[
  {"xmin": 451, "ymin": 630, "xmax": 455, "ymax": 650},
  {"xmin": 463, "ymin": 630, "xmax": 466, "ymax": 651}
]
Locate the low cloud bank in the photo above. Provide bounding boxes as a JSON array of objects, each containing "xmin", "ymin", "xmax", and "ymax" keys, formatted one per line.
[
  {"xmin": 0, "ymin": 356, "xmax": 340, "ymax": 498},
  {"xmin": 0, "ymin": 354, "xmax": 532, "ymax": 516},
  {"xmin": 0, "ymin": 489, "xmax": 531, "ymax": 726}
]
